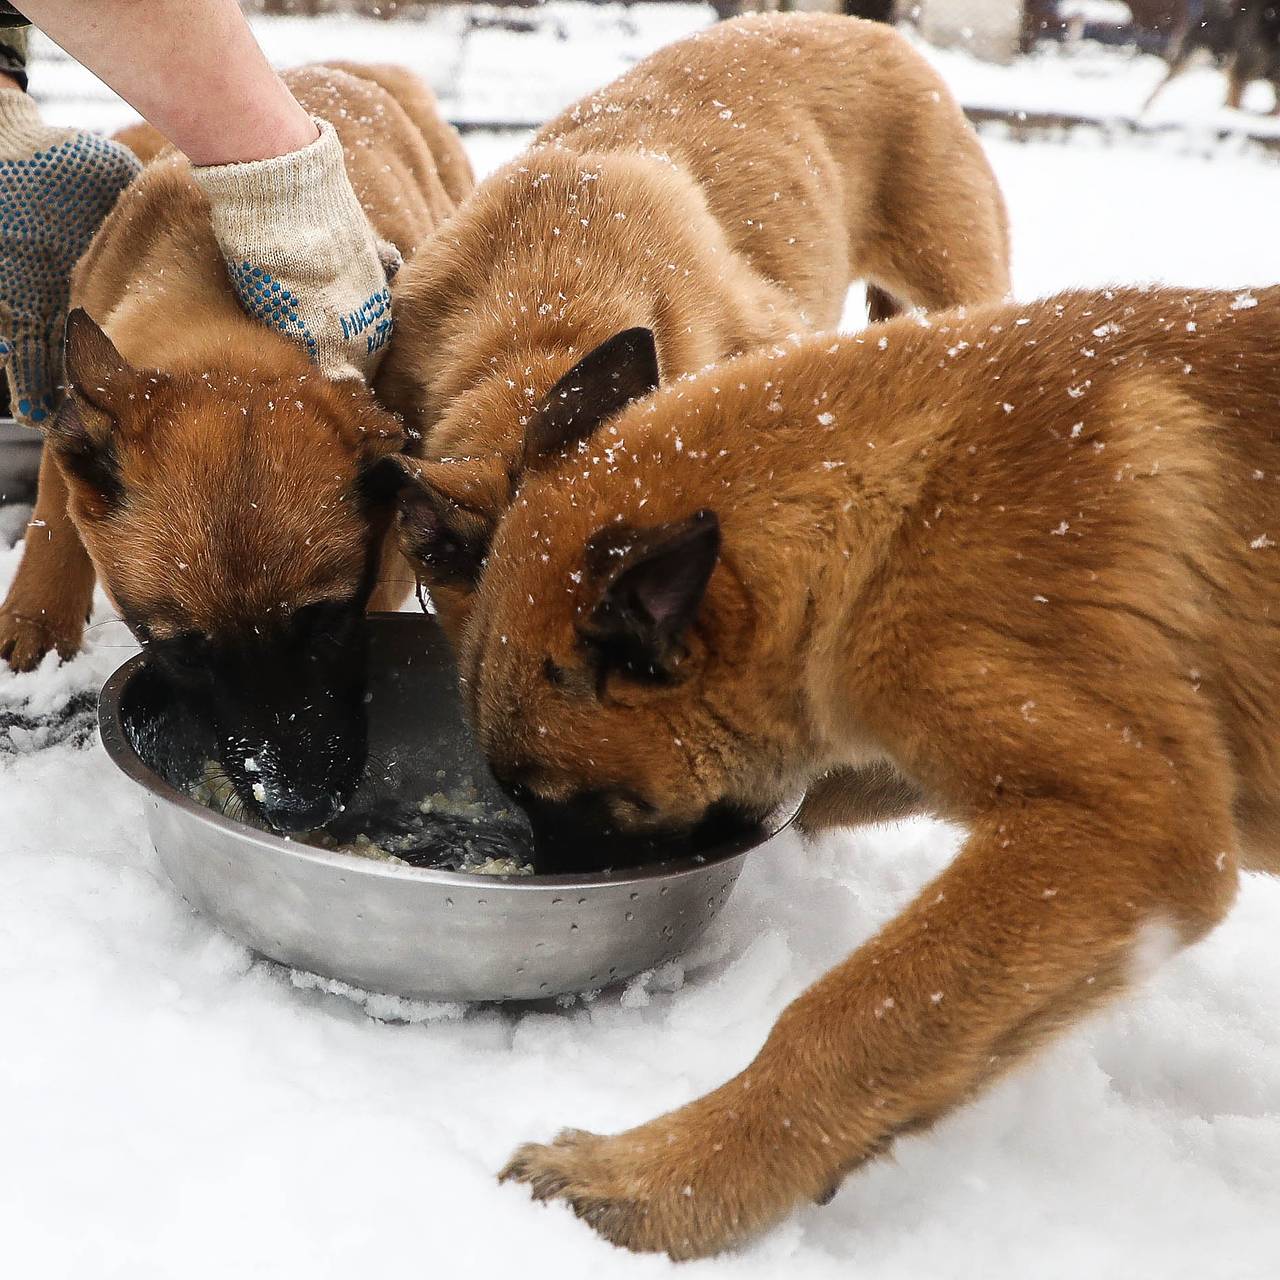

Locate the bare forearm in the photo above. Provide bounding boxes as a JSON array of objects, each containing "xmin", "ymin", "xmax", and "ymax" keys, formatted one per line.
[{"xmin": 14, "ymin": 0, "xmax": 315, "ymax": 163}]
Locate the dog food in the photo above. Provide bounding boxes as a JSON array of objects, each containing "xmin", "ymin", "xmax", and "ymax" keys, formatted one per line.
[{"xmin": 190, "ymin": 761, "xmax": 535, "ymax": 875}]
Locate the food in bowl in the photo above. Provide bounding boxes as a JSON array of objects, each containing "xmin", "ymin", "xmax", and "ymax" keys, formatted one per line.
[{"xmin": 191, "ymin": 758, "xmax": 535, "ymax": 875}]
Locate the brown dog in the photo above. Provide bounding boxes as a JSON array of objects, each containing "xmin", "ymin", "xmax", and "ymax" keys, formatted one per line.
[
  {"xmin": 410, "ymin": 287, "xmax": 1278, "ymax": 1256},
  {"xmin": 0, "ymin": 63, "xmax": 472, "ymax": 830},
  {"xmin": 379, "ymin": 12, "xmax": 1010, "ymax": 636}
]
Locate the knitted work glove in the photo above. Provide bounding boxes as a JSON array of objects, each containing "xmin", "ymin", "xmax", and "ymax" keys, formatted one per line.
[
  {"xmin": 0, "ymin": 88, "xmax": 140, "ymax": 425},
  {"xmin": 193, "ymin": 118, "xmax": 397, "ymax": 382}
]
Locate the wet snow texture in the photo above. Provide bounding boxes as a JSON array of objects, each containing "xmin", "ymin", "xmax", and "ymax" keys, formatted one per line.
[{"xmin": 5, "ymin": 15, "xmax": 1280, "ymax": 1279}]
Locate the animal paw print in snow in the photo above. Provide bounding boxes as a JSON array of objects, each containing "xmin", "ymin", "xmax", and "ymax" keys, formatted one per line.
[{"xmin": 0, "ymin": 125, "xmax": 140, "ymax": 425}]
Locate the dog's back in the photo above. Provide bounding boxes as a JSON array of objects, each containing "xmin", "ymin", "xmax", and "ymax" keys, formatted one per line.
[
  {"xmin": 76, "ymin": 64, "xmax": 471, "ymax": 368},
  {"xmin": 533, "ymin": 13, "xmax": 1009, "ymax": 320},
  {"xmin": 379, "ymin": 15, "xmax": 1009, "ymax": 646}
]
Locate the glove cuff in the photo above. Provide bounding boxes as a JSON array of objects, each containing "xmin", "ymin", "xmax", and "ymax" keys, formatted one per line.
[{"xmin": 0, "ymin": 87, "xmax": 48, "ymax": 155}]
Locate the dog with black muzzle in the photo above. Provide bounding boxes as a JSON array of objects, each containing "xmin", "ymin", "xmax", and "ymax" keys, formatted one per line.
[
  {"xmin": 0, "ymin": 63, "xmax": 473, "ymax": 832},
  {"xmin": 398, "ymin": 288, "xmax": 1280, "ymax": 1258}
]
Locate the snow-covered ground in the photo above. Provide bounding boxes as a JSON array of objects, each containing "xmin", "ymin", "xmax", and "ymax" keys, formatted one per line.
[{"xmin": 4, "ymin": 11, "xmax": 1280, "ymax": 1279}]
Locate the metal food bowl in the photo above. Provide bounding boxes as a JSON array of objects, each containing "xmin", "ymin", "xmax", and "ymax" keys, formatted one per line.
[
  {"xmin": 98, "ymin": 614, "xmax": 798, "ymax": 1002},
  {"xmin": 0, "ymin": 418, "xmax": 42, "ymax": 504}
]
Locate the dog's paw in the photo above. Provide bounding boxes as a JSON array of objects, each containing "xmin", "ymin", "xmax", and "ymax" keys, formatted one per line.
[
  {"xmin": 0, "ymin": 606, "xmax": 82, "ymax": 672},
  {"xmin": 501, "ymin": 1127, "xmax": 708, "ymax": 1258},
  {"xmin": 500, "ymin": 1101, "xmax": 815, "ymax": 1261}
]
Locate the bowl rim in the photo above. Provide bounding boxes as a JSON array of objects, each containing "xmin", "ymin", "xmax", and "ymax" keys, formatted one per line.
[
  {"xmin": 0, "ymin": 417, "xmax": 40, "ymax": 442},
  {"xmin": 97, "ymin": 614, "xmax": 801, "ymax": 892}
]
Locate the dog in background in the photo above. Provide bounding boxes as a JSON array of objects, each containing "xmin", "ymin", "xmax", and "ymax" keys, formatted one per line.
[
  {"xmin": 0, "ymin": 63, "xmax": 472, "ymax": 831},
  {"xmin": 1144, "ymin": 1, "xmax": 1280, "ymax": 113},
  {"xmin": 409, "ymin": 287, "xmax": 1279, "ymax": 1256},
  {"xmin": 380, "ymin": 12, "xmax": 1010, "ymax": 640}
]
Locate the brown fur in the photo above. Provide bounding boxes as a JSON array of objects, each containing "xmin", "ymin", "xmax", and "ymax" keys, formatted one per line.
[
  {"xmin": 378, "ymin": 13, "xmax": 1009, "ymax": 637},
  {"xmin": 0, "ymin": 63, "xmax": 473, "ymax": 669},
  {"xmin": 430, "ymin": 287, "xmax": 1278, "ymax": 1256},
  {"xmin": 111, "ymin": 121, "xmax": 168, "ymax": 166}
]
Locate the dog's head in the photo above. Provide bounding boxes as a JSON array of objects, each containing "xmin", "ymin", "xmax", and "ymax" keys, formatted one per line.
[
  {"xmin": 393, "ymin": 327, "xmax": 662, "ymax": 647},
  {"xmin": 430, "ymin": 338, "xmax": 802, "ymax": 866},
  {"xmin": 47, "ymin": 310, "xmax": 410, "ymax": 832}
]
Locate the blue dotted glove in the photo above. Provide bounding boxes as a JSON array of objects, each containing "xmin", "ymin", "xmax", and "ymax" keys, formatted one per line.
[
  {"xmin": 0, "ymin": 90, "xmax": 139, "ymax": 426},
  {"xmin": 193, "ymin": 119, "xmax": 398, "ymax": 382}
]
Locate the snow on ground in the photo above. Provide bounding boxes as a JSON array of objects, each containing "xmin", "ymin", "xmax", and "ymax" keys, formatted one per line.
[{"xmin": 4, "ymin": 13, "xmax": 1280, "ymax": 1280}]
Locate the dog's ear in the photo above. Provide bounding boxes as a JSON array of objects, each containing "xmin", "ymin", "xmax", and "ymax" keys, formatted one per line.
[
  {"xmin": 357, "ymin": 450, "xmax": 414, "ymax": 508},
  {"xmin": 394, "ymin": 458, "xmax": 499, "ymax": 588},
  {"xmin": 44, "ymin": 395, "xmax": 125, "ymax": 515},
  {"xmin": 355, "ymin": 407, "xmax": 408, "ymax": 461},
  {"xmin": 44, "ymin": 310, "xmax": 141, "ymax": 515},
  {"xmin": 580, "ymin": 509, "xmax": 720, "ymax": 678},
  {"xmin": 520, "ymin": 327, "xmax": 659, "ymax": 471},
  {"xmin": 63, "ymin": 308, "xmax": 138, "ymax": 411}
]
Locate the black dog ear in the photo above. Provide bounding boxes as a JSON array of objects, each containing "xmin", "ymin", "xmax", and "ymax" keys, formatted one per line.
[
  {"xmin": 63, "ymin": 308, "xmax": 138, "ymax": 408},
  {"xmin": 521, "ymin": 327, "xmax": 659, "ymax": 471},
  {"xmin": 580, "ymin": 509, "xmax": 720, "ymax": 678},
  {"xmin": 43, "ymin": 310, "xmax": 146, "ymax": 515},
  {"xmin": 357, "ymin": 451, "xmax": 414, "ymax": 508},
  {"xmin": 394, "ymin": 459, "xmax": 495, "ymax": 588}
]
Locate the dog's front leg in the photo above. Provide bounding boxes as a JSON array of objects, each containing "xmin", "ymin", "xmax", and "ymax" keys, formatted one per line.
[
  {"xmin": 502, "ymin": 792, "xmax": 1237, "ymax": 1259},
  {"xmin": 796, "ymin": 761, "xmax": 924, "ymax": 835},
  {"xmin": 0, "ymin": 449, "xmax": 96, "ymax": 671}
]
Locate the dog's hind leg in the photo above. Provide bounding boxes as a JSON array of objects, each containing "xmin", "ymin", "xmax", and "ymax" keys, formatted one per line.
[
  {"xmin": 855, "ymin": 95, "xmax": 1010, "ymax": 311},
  {"xmin": 796, "ymin": 762, "xmax": 923, "ymax": 835},
  {"xmin": 1142, "ymin": 63, "xmax": 1178, "ymax": 112},
  {"xmin": 0, "ymin": 449, "xmax": 97, "ymax": 671},
  {"xmin": 1225, "ymin": 56, "xmax": 1247, "ymax": 110}
]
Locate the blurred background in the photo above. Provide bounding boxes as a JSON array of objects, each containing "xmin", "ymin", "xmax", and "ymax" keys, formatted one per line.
[{"xmin": 23, "ymin": 1, "xmax": 1280, "ymax": 148}]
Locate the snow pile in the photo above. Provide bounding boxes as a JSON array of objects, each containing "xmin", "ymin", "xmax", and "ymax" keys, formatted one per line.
[{"xmin": 2, "ymin": 64, "xmax": 1279, "ymax": 1280}]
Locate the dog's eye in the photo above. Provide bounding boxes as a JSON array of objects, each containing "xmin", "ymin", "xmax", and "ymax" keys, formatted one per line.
[
  {"xmin": 400, "ymin": 499, "xmax": 491, "ymax": 587},
  {"xmin": 420, "ymin": 525, "xmax": 487, "ymax": 586}
]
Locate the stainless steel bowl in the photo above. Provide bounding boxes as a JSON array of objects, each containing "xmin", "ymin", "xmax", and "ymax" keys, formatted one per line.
[
  {"xmin": 98, "ymin": 614, "xmax": 798, "ymax": 1002},
  {"xmin": 0, "ymin": 418, "xmax": 42, "ymax": 504}
]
